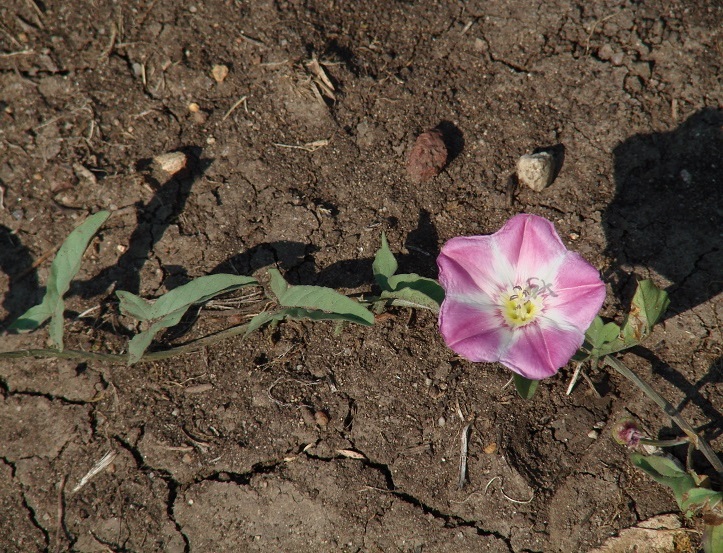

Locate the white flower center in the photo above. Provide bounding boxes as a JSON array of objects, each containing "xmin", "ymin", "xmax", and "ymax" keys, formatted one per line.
[{"xmin": 499, "ymin": 280, "xmax": 549, "ymax": 328}]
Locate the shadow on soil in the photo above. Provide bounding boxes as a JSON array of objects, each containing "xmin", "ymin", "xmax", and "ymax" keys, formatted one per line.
[
  {"xmin": 0, "ymin": 226, "xmax": 39, "ymax": 328},
  {"xmin": 606, "ymin": 108, "xmax": 722, "ymax": 474},
  {"xmin": 603, "ymin": 107, "xmax": 722, "ymax": 319},
  {"xmin": 636, "ymin": 346, "xmax": 723, "ymax": 439},
  {"xmin": 213, "ymin": 208, "xmax": 442, "ymax": 289},
  {"xmin": 71, "ymin": 147, "xmax": 212, "ymax": 298}
]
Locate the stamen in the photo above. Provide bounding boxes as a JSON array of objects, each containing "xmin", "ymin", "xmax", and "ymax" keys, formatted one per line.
[{"xmin": 501, "ymin": 281, "xmax": 548, "ymax": 328}]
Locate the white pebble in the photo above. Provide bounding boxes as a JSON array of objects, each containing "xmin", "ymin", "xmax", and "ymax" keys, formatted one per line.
[{"xmin": 517, "ymin": 151, "xmax": 555, "ymax": 191}]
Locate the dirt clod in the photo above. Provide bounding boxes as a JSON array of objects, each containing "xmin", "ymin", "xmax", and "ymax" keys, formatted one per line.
[{"xmin": 406, "ymin": 129, "xmax": 448, "ymax": 183}]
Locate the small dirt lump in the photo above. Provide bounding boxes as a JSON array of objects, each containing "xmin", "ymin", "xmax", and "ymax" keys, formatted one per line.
[{"xmin": 407, "ymin": 129, "xmax": 448, "ymax": 183}]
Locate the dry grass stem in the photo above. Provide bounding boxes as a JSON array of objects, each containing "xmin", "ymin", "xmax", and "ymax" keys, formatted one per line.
[
  {"xmin": 222, "ymin": 95, "xmax": 248, "ymax": 121},
  {"xmin": 272, "ymin": 138, "xmax": 330, "ymax": 152},
  {"xmin": 458, "ymin": 422, "xmax": 472, "ymax": 490},
  {"xmin": 72, "ymin": 451, "xmax": 117, "ymax": 493}
]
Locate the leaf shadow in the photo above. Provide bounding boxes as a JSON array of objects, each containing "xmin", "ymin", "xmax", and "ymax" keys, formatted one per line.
[
  {"xmin": 69, "ymin": 146, "xmax": 212, "ymax": 298},
  {"xmin": 604, "ymin": 107, "xmax": 722, "ymax": 321},
  {"xmin": 212, "ymin": 208, "xmax": 441, "ymax": 291},
  {"xmin": 633, "ymin": 346, "xmax": 722, "ymax": 467},
  {"xmin": 0, "ymin": 226, "xmax": 40, "ymax": 329}
]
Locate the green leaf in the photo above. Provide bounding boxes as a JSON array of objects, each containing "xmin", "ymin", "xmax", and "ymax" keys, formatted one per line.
[
  {"xmin": 703, "ymin": 516, "xmax": 723, "ymax": 553},
  {"xmin": 621, "ymin": 280, "xmax": 670, "ymax": 345},
  {"xmin": 681, "ymin": 488, "xmax": 723, "ymax": 513},
  {"xmin": 119, "ymin": 274, "xmax": 258, "ymax": 364},
  {"xmin": 116, "ymin": 291, "xmax": 154, "ymax": 321},
  {"xmin": 513, "ymin": 374, "xmax": 539, "ymax": 400},
  {"xmin": 267, "ymin": 269, "xmax": 374, "ymax": 326},
  {"xmin": 382, "ymin": 273, "xmax": 445, "ymax": 311},
  {"xmin": 8, "ymin": 210, "xmax": 111, "ymax": 349},
  {"xmin": 127, "ymin": 309, "xmax": 188, "ymax": 365},
  {"xmin": 629, "ymin": 453, "xmax": 698, "ymax": 513},
  {"xmin": 372, "ymin": 232, "xmax": 398, "ymax": 290},
  {"xmin": 246, "ymin": 306, "xmax": 374, "ymax": 337},
  {"xmin": 151, "ymin": 274, "xmax": 257, "ymax": 319},
  {"xmin": 582, "ymin": 281, "xmax": 670, "ymax": 358},
  {"xmin": 585, "ymin": 316, "xmax": 621, "ymax": 349},
  {"xmin": 268, "ymin": 269, "xmax": 289, "ymax": 300},
  {"xmin": 245, "ymin": 310, "xmax": 286, "ymax": 336}
]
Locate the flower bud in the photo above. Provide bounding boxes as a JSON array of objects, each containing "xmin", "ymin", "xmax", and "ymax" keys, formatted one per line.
[{"xmin": 612, "ymin": 419, "xmax": 644, "ymax": 448}]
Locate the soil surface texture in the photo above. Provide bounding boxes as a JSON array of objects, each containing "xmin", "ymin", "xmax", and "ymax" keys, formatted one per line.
[{"xmin": 0, "ymin": 0, "xmax": 721, "ymax": 551}]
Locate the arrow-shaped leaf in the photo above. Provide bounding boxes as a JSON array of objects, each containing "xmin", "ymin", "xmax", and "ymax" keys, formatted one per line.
[
  {"xmin": 372, "ymin": 232, "xmax": 398, "ymax": 290},
  {"xmin": 9, "ymin": 210, "xmax": 111, "ymax": 349},
  {"xmin": 621, "ymin": 280, "xmax": 670, "ymax": 345},
  {"xmin": 383, "ymin": 273, "xmax": 444, "ymax": 312},
  {"xmin": 118, "ymin": 274, "xmax": 258, "ymax": 364},
  {"xmin": 268, "ymin": 269, "xmax": 374, "ymax": 326}
]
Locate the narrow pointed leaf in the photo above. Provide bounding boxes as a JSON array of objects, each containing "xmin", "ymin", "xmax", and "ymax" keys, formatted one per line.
[
  {"xmin": 384, "ymin": 273, "xmax": 444, "ymax": 311},
  {"xmin": 116, "ymin": 291, "xmax": 154, "ymax": 321},
  {"xmin": 268, "ymin": 268, "xmax": 289, "ymax": 300},
  {"xmin": 245, "ymin": 311, "xmax": 286, "ymax": 336},
  {"xmin": 127, "ymin": 308, "xmax": 188, "ymax": 364},
  {"xmin": 122, "ymin": 274, "xmax": 257, "ymax": 364},
  {"xmin": 246, "ymin": 306, "xmax": 373, "ymax": 337},
  {"xmin": 267, "ymin": 269, "xmax": 374, "ymax": 325},
  {"xmin": 372, "ymin": 232, "xmax": 398, "ymax": 290},
  {"xmin": 8, "ymin": 303, "xmax": 54, "ymax": 332},
  {"xmin": 703, "ymin": 518, "xmax": 723, "ymax": 553},
  {"xmin": 8, "ymin": 210, "xmax": 110, "ymax": 349},
  {"xmin": 513, "ymin": 374, "xmax": 539, "ymax": 399},
  {"xmin": 150, "ymin": 274, "xmax": 257, "ymax": 319}
]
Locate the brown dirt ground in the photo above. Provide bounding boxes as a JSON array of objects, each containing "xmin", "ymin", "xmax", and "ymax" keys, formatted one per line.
[{"xmin": 0, "ymin": 0, "xmax": 721, "ymax": 551}]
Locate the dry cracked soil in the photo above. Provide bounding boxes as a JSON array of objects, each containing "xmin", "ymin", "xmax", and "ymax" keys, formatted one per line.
[{"xmin": 0, "ymin": 0, "xmax": 721, "ymax": 551}]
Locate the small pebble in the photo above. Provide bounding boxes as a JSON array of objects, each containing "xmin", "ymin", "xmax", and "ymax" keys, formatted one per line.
[
  {"xmin": 437, "ymin": 416, "xmax": 446, "ymax": 427},
  {"xmin": 483, "ymin": 442, "xmax": 497, "ymax": 454},
  {"xmin": 211, "ymin": 64, "xmax": 229, "ymax": 83},
  {"xmin": 588, "ymin": 429, "xmax": 600, "ymax": 439},
  {"xmin": 597, "ymin": 44, "xmax": 614, "ymax": 60},
  {"xmin": 314, "ymin": 410, "xmax": 330, "ymax": 428},
  {"xmin": 517, "ymin": 151, "xmax": 555, "ymax": 191},
  {"xmin": 407, "ymin": 129, "xmax": 447, "ymax": 183},
  {"xmin": 152, "ymin": 152, "xmax": 187, "ymax": 176}
]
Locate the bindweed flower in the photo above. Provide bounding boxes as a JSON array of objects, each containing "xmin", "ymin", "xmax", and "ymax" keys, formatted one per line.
[
  {"xmin": 612, "ymin": 419, "xmax": 644, "ymax": 448},
  {"xmin": 437, "ymin": 214, "xmax": 606, "ymax": 380}
]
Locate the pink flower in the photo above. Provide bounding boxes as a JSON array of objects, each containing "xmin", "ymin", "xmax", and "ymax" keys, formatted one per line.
[
  {"xmin": 613, "ymin": 419, "xmax": 644, "ymax": 448},
  {"xmin": 437, "ymin": 214, "xmax": 605, "ymax": 380}
]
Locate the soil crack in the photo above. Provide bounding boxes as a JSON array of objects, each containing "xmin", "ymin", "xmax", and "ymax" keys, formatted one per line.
[
  {"xmin": 21, "ymin": 493, "xmax": 50, "ymax": 549},
  {"xmin": 114, "ymin": 433, "xmax": 190, "ymax": 553},
  {"xmin": 302, "ymin": 447, "xmax": 512, "ymax": 548},
  {"xmin": 0, "ymin": 383, "xmax": 93, "ymax": 406}
]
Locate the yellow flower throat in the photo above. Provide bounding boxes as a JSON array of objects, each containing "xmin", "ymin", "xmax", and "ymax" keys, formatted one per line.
[{"xmin": 501, "ymin": 284, "xmax": 544, "ymax": 328}]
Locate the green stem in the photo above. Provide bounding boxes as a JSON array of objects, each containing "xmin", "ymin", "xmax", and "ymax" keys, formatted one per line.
[
  {"xmin": 604, "ymin": 355, "xmax": 723, "ymax": 478},
  {"xmin": 639, "ymin": 437, "xmax": 691, "ymax": 448},
  {"xmin": 0, "ymin": 322, "xmax": 250, "ymax": 364}
]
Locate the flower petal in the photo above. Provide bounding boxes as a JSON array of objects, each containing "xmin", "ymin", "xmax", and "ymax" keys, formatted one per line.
[
  {"xmin": 438, "ymin": 236, "xmax": 513, "ymax": 298},
  {"xmin": 545, "ymin": 252, "xmax": 606, "ymax": 331},
  {"xmin": 438, "ymin": 297, "xmax": 512, "ymax": 362},
  {"xmin": 499, "ymin": 321, "xmax": 584, "ymax": 380},
  {"xmin": 495, "ymin": 214, "xmax": 568, "ymax": 281}
]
